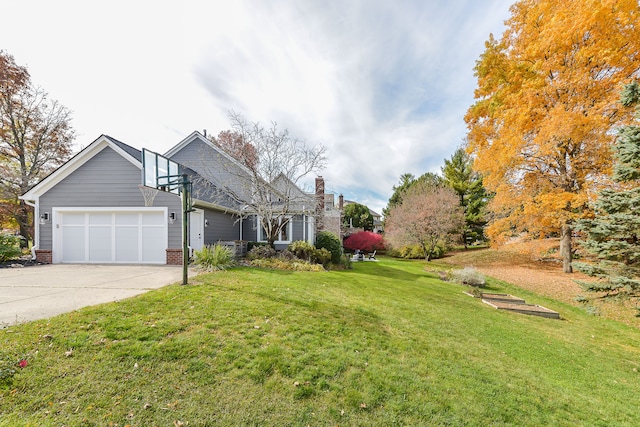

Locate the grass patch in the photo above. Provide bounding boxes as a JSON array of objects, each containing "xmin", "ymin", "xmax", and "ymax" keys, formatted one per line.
[{"xmin": 1, "ymin": 257, "xmax": 640, "ymax": 425}]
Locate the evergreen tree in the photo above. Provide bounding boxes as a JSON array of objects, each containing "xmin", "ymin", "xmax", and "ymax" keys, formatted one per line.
[
  {"xmin": 574, "ymin": 81, "xmax": 640, "ymax": 314},
  {"xmin": 342, "ymin": 202, "xmax": 374, "ymax": 231},
  {"xmin": 441, "ymin": 147, "xmax": 489, "ymax": 247}
]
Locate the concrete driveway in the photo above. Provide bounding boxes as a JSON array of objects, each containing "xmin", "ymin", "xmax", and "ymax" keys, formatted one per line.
[{"xmin": 0, "ymin": 264, "xmax": 190, "ymax": 327}]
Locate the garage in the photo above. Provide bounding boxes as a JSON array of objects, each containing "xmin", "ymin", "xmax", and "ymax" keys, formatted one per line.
[{"xmin": 52, "ymin": 208, "xmax": 167, "ymax": 264}]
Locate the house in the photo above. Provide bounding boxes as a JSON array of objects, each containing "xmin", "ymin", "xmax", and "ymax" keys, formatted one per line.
[{"xmin": 20, "ymin": 131, "xmax": 319, "ymax": 265}]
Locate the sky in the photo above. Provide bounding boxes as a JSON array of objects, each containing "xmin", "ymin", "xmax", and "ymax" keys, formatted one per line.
[{"xmin": 2, "ymin": 0, "xmax": 513, "ymax": 216}]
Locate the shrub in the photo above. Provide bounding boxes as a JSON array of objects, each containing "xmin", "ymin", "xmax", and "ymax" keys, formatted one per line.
[
  {"xmin": 316, "ymin": 231, "xmax": 342, "ymax": 264},
  {"xmin": 338, "ymin": 254, "xmax": 353, "ymax": 270},
  {"xmin": 249, "ymin": 258, "xmax": 325, "ymax": 272},
  {"xmin": 452, "ymin": 267, "xmax": 486, "ymax": 287},
  {"xmin": 0, "ymin": 234, "xmax": 22, "ymax": 262},
  {"xmin": 311, "ymin": 247, "xmax": 332, "ymax": 267},
  {"xmin": 343, "ymin": 231, "xmax": 385, "ymax": 253},
  {"xmin": 192, "ymin": 244, "xmax": 235, "ymax": 271},
  {"xmin": 278, "ymin": 249, "xmax": 296, "ymax": 260},
  {"xmin": 288, "ymin": 240, "xmax": 316, "ymax": 261},
  {"xmin": 247, "ymin": 245, "xmax": 277, "ymax": 260},
  {"xmin": 387, "ymin": 243, "xmax": 445, "ymax": 260},
  {"xmin": 247, "ymin": 241, "xmax": 270, "ymax": 252}
]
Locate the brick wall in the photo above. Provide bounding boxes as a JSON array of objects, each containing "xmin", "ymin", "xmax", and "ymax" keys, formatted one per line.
[
  {"xmin": 166, "ymin": 248, "xmax": 183, "ymax": 265},
  {"xmin": 34, "ymin": 249, "xmax": 52, "ymax": 264}
]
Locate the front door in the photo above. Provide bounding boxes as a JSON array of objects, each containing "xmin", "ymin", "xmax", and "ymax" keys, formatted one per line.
[{"xmin": 189, "ymin": 209, "xmax": 204, "ymax": 252}]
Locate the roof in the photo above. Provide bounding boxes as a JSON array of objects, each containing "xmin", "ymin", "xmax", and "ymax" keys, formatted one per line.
[
  {"xmin": 103, "ymin": 135, "xmax": 142, "ymax": 161},
  {"xmin": 20, "ymin": 134, "xmax": 142, "ymax": 201}
]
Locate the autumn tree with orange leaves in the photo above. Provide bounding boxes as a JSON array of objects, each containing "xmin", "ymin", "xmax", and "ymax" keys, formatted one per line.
[
  {"xmin": 465, "ymin": 0, "xmax": 640, "ymax": 272},
  {"xmin": 208, "ymin": 129, "xmax": 258, "ymax": 169},
  {"xmin": 1, "ymin": 51, "xmax": 75, "ymax": 244}
]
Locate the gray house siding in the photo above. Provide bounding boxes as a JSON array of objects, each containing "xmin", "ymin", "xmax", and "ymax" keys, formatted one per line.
[
  {"xmin": 203, "ymin": 209, "xmax": 240, "ymax": 243},
  {"xmin": 242, "ymin": 214, "xmax": 311, "ymax": 250},
  {"xmin": 38, "ymin": 146, "xmax": 182, "ymax": 250},
  {"xmin": 169, "ymin": 138, "xmax": 253, "ymax": 208}
]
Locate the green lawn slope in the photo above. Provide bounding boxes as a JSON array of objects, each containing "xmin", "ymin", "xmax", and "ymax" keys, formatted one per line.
[{"xmin": 1, "ymin": 257, "xmax": 639, "ymax": 426}]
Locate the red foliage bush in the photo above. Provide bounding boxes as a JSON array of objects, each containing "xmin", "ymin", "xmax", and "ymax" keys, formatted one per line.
[{"xmin": 343, "ymin": 231, "xmax": 385, "ymax": 252}]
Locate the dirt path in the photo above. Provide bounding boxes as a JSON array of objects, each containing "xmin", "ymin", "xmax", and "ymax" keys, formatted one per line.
[{"xmin": 439, "ymin": 241, "xmax": 640, "ymax": 328}]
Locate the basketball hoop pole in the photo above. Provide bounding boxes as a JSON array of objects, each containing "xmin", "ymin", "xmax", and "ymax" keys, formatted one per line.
[
  {"xmin": 180, "ymin": 174, "xmax": 190, "ymax": 286},
  {"xmin": 158, "ymin": 173, "xmax": 192, "ymax": 286}
]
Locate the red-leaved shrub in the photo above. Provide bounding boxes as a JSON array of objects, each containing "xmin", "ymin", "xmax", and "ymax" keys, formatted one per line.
[{"xmin": 343, "ymin": 231, "xmax": 385, "ymax": 252}]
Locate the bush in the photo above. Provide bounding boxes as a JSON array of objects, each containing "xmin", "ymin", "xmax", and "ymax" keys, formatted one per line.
[
  {"xmin": 288, "ymin": 241, "xmax": 332, "ymax": 266},
  {"xmin": 316, "ymin": 231, "xmax": 342, "ymax": 264},
  {"xmin": 247, "ymin": 245, "xmax": 277, "ymax": 260},
  {"xmin": 343, "ymin": 231, "xmax": 385, "ymax": 253},
  {"xmin": 338, "ymin": 254, "xmax": 353, "ymax": 270},
  {"xmin": 452, "ymin": 267, "xmax": 486, "ymax": 287},
  {"xmin": 387, "ymin": 243, "xmax": 445, "ymax": 260},
  {"xmin": 0, "ymin": 234, "xmax": 22, "ymax": 262},
  {"xmin": 288, "ymin": 240, "xmax": 316, "ymax": 261},
  {"xmin": 311, "ymin": 247, "xmax": 332, "ymax": 267},
  {"xmin": 278, "ymin": 249, "xmax": 296, "ymax": 260},
  {"xmin": 247, "ymin": 241, "xmax": 270, "ymax": 252},
  {"xmin": 192, "ymin": 244, "xmax": 235, "ymax": 271},
  {"xmin": 249, "ymin": 258, "xmax": 325, "ymax": 272}
]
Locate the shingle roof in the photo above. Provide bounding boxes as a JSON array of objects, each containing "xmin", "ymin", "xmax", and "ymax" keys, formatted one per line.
[{"xmin": 102, "ymin": 135, "xmax": 142, "ymax": 161}]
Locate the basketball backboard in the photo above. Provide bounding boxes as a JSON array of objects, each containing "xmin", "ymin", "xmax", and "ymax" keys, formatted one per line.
[{"xmin": 142, "ymin": 148, "xmax": 181, "ymax": 194}]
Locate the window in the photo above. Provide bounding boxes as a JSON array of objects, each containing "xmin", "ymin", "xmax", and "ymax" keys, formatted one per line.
[{"xmin": 258, "ymin": 216, "xmax": 292, "ymax": 243}]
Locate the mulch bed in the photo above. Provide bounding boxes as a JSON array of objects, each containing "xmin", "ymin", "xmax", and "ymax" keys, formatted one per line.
[{"xmin": 0, "ymin": 255, "xmax": 43, "ymax": 269}]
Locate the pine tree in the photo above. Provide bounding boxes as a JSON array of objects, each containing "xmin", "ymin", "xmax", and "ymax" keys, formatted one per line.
[
  {"xmin": 441, "ymin": 147, "xmax": 489, "ymax": 247},
  {"xmin": 574, "ymin": 82, "xmax": 640, "ymax": 314}
]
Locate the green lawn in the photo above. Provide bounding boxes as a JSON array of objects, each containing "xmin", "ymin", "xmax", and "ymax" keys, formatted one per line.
[{"xmin": 1, "ymin": 257, "xmax": 640, "ymax": 426}]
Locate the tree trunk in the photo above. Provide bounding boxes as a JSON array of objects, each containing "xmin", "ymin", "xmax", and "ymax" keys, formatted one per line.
[
  {"xmin": 16, "ymin": 200, "xmax": 32, "ymax": 248},
  {"xmin": 561, "ymin": 223, "xmax": 573, "ymax": 273}
]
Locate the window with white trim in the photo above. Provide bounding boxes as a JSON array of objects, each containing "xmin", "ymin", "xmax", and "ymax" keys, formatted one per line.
[{"xmin": 258, "ymin": 216, "xmax": 292, "ymax": 243}]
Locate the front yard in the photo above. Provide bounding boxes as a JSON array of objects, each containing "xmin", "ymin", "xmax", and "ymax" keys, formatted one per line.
[{"xmin": 1, "ymin": 257, "xmax": 639, "ymax": 425}]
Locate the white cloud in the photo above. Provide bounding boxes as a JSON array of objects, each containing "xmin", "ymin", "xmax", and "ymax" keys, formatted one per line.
[{"xmin": 1, "ymin": 0, "xmax": 512, "ymax": 215}]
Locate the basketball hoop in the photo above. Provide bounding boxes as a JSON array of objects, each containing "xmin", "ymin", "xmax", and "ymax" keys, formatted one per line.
[{"xmin": 138, "ymin": 184, "xmax": 159, "ymax": 207}]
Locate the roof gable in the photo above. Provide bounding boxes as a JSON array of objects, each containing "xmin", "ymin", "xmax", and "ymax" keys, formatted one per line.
[
  {"xmin": 164, "ymin": 131, "xmax": 251, "ymax": 175},
  {"xmin": 20, "ymin": 134, "xmax": 142, "ymax": 201}
]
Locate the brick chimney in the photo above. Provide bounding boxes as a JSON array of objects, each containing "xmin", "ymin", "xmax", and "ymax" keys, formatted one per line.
[
  {"xmin": 338, "ymin": 194, "xmax": 344, "ymax": 210},
  {"xmin": 315, "ymin": 176, "xmax": 325, "ymax": 211}
]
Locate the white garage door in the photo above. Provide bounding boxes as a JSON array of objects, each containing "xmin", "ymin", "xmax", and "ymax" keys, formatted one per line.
[{"xmin": 53, "ymin": 209, "xmax": 167, "ymax": 264}]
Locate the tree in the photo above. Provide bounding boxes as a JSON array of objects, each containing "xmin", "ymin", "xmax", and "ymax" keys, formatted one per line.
[
  {"xmin": 465, "ymin": 0, "xmax": 640, "ymax": 273},
  {"xmin": 441, "ymin": 147, "xmax": 489, "ymax": 247},
  {"xmin": 383, "ymin": 172, "xmax": 442, "ymax": 218},
  {"xmin": 343, "ymin": 202, "xmax": 373, "ymax": 231},
  {"xmin": 574, "ymin": 82, "xmax": 640, "ymax": 314},
  {"xmin": 198, "ymin": 111, "xmax": 327, "ymax": 248},
  {"xmin": 1, "ymin": 51, "xmax": 75, "ymax": 243},
  {"xmin": 385, "ymin": 181, "xmax": 464, "ymax": 261},
  {"xmin": 208, "ymin": 129, "xmax": 258, "ymax": 169}
]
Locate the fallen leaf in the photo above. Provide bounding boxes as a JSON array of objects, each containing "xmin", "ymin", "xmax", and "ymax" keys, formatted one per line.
[
  {"xmin": 360, "ymin": 403, "xmax": 367, "ymax": 409},
  {"xmin": 65, "ymin": 348, "xmax": 73, "ymax": 357}
]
